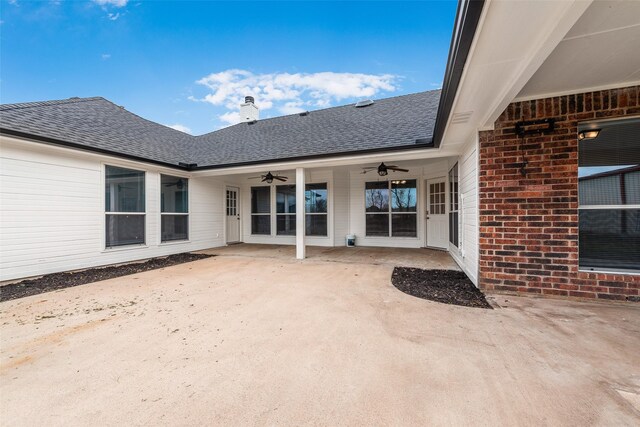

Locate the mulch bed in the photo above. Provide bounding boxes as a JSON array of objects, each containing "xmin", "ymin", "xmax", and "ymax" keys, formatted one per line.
[
  {"xmin": 0, "ymin": 253, "xmax": 212, "ymax": 302},
  {"xmin": 391, "ymin": 267, "xmax": 492, "ymax": 309}
]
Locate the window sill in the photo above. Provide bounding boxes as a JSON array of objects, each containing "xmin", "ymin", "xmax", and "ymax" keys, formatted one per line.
[
  {"xmin": 364, "ymin": 236, "xmax": 420, "ymax": 239},
  {"xmin": 579, "ymin": 268, "xmax": 640, "ymax": 276},
  {"xmin": 102, "ymin": 244, "xmax": 148, "ymax": 253},
  {"xmin": 159, "ymin": 240, "xmax": 191, "ymax": 246}
]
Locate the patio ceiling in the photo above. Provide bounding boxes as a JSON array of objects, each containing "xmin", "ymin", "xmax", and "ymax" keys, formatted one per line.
[
  {"xmin": 517, "ymin": 0, "xmax": 640, "ymax": 101},
  {"xmin": 439, "ymin": 0, "xmax": 593, "ymax": 148}
]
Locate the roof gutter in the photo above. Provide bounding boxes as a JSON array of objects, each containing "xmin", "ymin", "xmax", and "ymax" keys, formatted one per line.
[{"xmin": 432, "ymin": 0, "xmax": 485, "ymax": 148}]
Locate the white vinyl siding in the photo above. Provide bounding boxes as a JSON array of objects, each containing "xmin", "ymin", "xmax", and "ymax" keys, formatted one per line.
[
  {"xmin": 450, "ymin": 136, "xmax": 479, "ymax": 285},
  {"xmin": 0, "ymin": 136, "xmax": 225, "ymax": 281}
]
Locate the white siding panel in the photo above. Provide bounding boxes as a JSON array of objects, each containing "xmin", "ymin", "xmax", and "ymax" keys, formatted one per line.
[
  {"xmin": 332, "ymin": 168, "xmax": 350, "ymax": 246},
  {"xmin": 450, "ymin": 137, "xmax": 479, "ymax": 285},
  {"xmin": 0, "ymin": 137, "xmax": 225, "ymax": 281}
]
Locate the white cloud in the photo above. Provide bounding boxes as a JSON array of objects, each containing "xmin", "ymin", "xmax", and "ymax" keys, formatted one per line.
[
  {"xmin": 107, "ymin": 12, "xmax": 120, "ymax": 20},
  {"xmin": 218, "ymin": 112, "xmax": 240, "ymax": 126},
  {"xmin": 93, "ymin": 0, "xmax": 128, "ymax": 7},
  {"xmin": 101, "ymin": 53, "xmax": 111, "ymax": 60},
  {"xmin": 166, "ymin": 124, "xmax": 192, "ymax": 134},
  {"xmin": 191, "ymin": 69, "xmax": 399, "ymax": 124}
]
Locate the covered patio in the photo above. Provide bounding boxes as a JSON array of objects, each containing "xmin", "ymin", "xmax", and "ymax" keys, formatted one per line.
[{"xmin": 198, "ymin": 243, "xmax": 460, "ymax": 271}]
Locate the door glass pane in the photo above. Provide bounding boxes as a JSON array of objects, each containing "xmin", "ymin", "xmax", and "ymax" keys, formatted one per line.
[
  {"xmin": 391, "ymin": 180, "xmax": 417, "ymax": 212},
  {"xmin": 106, "ymin": 214, "xmax": 145, "ymax": 247},
  {"xmin": 251, "ymin": 187, "xmax": 270, "ymax": 213},
  {"xmin": 161, "ymin": 215, "xmax": 188, "ymax": 242},
  {"xmin": 161, "ymin": 175, "xmax": 188, "ymax": 213},
  {"xmin": 391, "ymin": 214, "xmax": 416, "ymax": 237},
  {"xmin": 227, "ymin": 190, "xmax": 237, "ymax": 216},
  {"xmin": 365, "ymin": 181, "xmax": 389, "ymax": 212},
  {"xmin": 429, "ymin": 181, "xmax": 445, "ymax": 215},
  {"xmin": 105, "ymin": 166, "xmax": 145, "ymax": 212},
  {"xmin": 305, "ymin": 183, "xmax": 328, "ymax": 213},
  {"xmin": 366, "ymin": 214, "xmax": 389, "ymax": 236}
]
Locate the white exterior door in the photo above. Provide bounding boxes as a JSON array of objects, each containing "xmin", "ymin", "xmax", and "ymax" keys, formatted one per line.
[
  {"xmin": 226, "ymin": 187, "xmax": 240, "ymax": 243},
  {"xmin": 426, "ymin": 178, "xmax": 448, "ymax": 249}
]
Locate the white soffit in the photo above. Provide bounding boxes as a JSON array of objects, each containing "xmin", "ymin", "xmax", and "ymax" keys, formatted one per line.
[
  {"xmin": 517, "ymin": 0, "xmax": 640, "ymax": 100},
  {"xmin": 440, "ymin": 0, "xmax": 593, "ymax": 149}
]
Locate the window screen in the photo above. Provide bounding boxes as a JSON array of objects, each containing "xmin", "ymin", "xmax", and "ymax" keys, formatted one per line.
[
  {"xmin": 251, "ymin": 187, "xmax": 271, "ymax": 235},
  {"xmin": 449, "ymin": 163, "xmax": 459, "ymax": 247},
  {"xmin": 306, "ymin": 183, "xmax": 328, "ymax": 236},
  {"xmin": 105, "ymin": 166, "xmax": 145, "ymax": 247},
  {"xmin": 578, "ymin": 118, "xmax": 640, "ymax": 272},
  {"xmin": 161, "ymin": 175, "xmax": 188, "ymax": 242},
  {"xmin": 365, "ymin": 180, "xmax": 417, "ymax": 237}
]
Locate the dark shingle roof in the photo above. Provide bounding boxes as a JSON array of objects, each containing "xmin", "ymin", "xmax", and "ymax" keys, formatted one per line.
[
  {"xmin": 0, "ymin": 97, "xmax": 195, "ymax": 165},
  {"xmin": 0, "ymin": 90, "xmax": 440, "ymax": 169},
  {"xmin": 192, "ymin": 90, "xmax": 440, "ymax": 167}
]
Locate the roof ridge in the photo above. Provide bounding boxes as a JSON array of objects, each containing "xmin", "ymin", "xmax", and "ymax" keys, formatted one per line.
[
  {"xmin": 196, "ymin": 89, "xmax": 442, "ymax": 138},
  {"xmin": 0, "ymin": 96, "xmax": 105, "ymax": 112}
]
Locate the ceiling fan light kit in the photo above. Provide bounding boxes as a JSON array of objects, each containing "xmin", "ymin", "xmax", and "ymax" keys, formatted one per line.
[
  {"xmin": 248, "ymin": 171, "xmax": 288, "ymax": 183},
  {"xmin": 361, "ymin": 162, "xmax": 409, "ymax": 177}
]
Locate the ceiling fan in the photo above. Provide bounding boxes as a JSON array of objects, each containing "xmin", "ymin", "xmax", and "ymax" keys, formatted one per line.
[
  {"xmin": 248, "ymin": 171, "xmax": 288, "ymax": 183},
  {"xmin": 163, "ymin": 178, "xmax": 186, "ymax": 190},
  {"xmin": 361, "ymin": 162, "xmax": 409, "ymax": 177}
]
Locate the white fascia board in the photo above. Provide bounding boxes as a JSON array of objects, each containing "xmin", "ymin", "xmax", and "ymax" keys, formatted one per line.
[{"xmin": 191, "ymin": 146, "xmax": 462, "ymax": 177}]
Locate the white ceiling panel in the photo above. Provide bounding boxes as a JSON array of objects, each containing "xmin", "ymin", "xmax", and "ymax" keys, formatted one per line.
[{"xmin": 517, "ymin": 0, "xmax": 640, "ymax": 100}]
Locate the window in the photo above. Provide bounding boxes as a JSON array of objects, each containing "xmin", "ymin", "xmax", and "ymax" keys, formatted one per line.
[
  {"xmin": 276, "ymin": 185, "xmax": 296, "ymax": 235},
  {"xmin": 161, "ymin": 174, "xmax": 188, "ymax": 242},
  {"xmin": 365, "ymin": 180, "xmax": 417, "ymax": 237},
  {"xmin": 251, "ymin": 186, "xmax": 271, "ymax": 235},
  {"xmin": 306, "ymin": 183, "xmax": 328, "ymax": 236},
  {"xmin": 578, "ymin": 118, "xmax": 640, "ymax": 272},
  {"xmin": 449, "ymin": 163, "xmax": 459, "ymax": 247},
  {"xmin": 105, "ymin": 165, "xmax": 145, "ymax": 247}
]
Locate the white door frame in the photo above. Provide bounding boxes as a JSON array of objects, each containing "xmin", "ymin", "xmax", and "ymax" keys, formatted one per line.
[
  {"xmin": 225, "ymin": 186, "xmax": 241, "ymax": 244},
  {"xmin": 425, "ymin": 176, "xmax": 449, "ymax": 250}
]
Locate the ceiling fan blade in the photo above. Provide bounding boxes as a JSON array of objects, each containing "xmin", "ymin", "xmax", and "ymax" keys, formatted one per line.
[
  {"xmin": 273, "ymin": 176, "xmax": 288, "ymax": 182},
  {"xmin": 247, "ymin": 176, "xmax": 264, "ymax": 179},
  {"xmin": 389, "ymin": 167, "xmax": 409, "ymax": 172},
  {"xmin": 361, "ymin": 167, "xmax": 376, "ymax": 170}
]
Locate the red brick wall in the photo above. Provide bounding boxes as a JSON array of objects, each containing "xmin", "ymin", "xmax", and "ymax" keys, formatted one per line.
[{"xmin": 478, "ymin": 86, "xmax": 640, "ymax": 302}]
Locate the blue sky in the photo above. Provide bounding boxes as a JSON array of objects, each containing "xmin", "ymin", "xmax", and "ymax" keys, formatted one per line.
[{"xmin": 1, "ymin": 0, "xmax": 457, "ymax": 134}]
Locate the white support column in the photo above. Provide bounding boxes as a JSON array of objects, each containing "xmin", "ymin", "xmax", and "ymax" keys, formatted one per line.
[{"xmin": 296, "ymin": 167, "xmax": 306, "ymax": 259}]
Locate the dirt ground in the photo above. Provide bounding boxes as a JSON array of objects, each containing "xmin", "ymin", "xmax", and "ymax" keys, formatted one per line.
[{"xmin": 1, "ymin": 255, "xmax": 639, "ymax": 426}]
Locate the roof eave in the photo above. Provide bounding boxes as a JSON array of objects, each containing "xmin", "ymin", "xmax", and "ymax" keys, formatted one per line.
[
  {"xmin": 1, "ymin": 127, "xmax": 434, "ymax": 171},
  {"xmin": 0, "ymin": 128, "xmax": 190, "ymax": 171},
  {"xmin": 432, "ymin": 0, "xmax": 486, "ymax": 148}
]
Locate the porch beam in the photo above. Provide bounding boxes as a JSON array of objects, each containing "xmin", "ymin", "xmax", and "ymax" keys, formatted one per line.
[{"xmin": 296, "ymin": 167, "xmax": 305, "ymax": 259}]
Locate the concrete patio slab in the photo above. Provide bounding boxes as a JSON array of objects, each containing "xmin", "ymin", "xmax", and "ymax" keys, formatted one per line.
[
  {"xmin": 199, "ymin": 243, "xmax": 460, "ymax": 271},
  {"xmin": 1, "ymin": 254, "xmax": 639, "ymax": 426}
]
